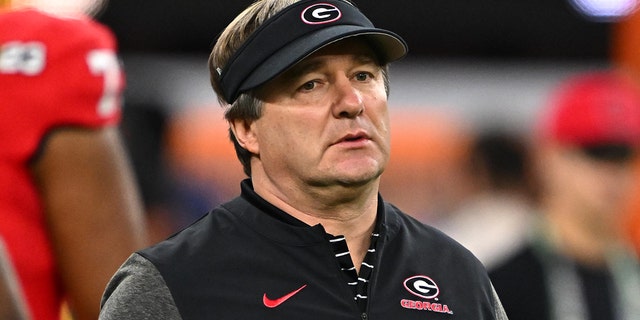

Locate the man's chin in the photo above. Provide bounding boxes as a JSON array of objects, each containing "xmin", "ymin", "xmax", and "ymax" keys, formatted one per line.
[{"xmin": 332, "ymin": 168, "xmax": 385, "ymax": 188}]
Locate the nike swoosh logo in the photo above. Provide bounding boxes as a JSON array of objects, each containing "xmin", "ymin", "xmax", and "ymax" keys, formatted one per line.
[{"xmin": 263, "ymin": 284, "xmax": 307, "ymax": 308}]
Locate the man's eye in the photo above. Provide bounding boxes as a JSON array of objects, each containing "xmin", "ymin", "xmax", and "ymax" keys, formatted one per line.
[
  {"xmin": 355, "ymin": 72, "xmax": 370, "ymax": 81},
  {"xmin": 300, "ymin": 81, "xmax": 316, "ymax": 91}
]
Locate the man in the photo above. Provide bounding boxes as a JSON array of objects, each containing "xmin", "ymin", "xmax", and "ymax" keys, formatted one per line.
[
  {"xmin": 0, "ymin": 2, "xmax": 148, "ymax": 319},
  {"xmin": 100, "ymin": 0, "xmax": 507, "ymax": 319},
  {"xmin": 489, "ymin": 70, "xmax": 640, "ymax": 320}
]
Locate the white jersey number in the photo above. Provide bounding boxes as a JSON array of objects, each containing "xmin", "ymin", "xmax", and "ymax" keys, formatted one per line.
[
  {"xmin": 87, "ymin": 50, "xmax": 122, "ymax": 117},
  {"xmin": 0, "ymin": 41, "xmax": 46, "ymax": 75}
]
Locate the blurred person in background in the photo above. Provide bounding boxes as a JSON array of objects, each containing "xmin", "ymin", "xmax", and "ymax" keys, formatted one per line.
[
  {"xmin": 489, "ymin": 70, "xmax": 640, "ymax": 320},
  {"xmin": 119, "ymin": 104, "xmax": 179, "ymax": 243},
  {"xmin": 119, "ymin": 104, "xmax": 218, "ymax": 243},
  {"xmin": 0, "ymin": 0, "xmax": 148, "ymax": 319},
  {"xmin": 435, "ymin": 130, "xmax": 537, "ymax": 269}
]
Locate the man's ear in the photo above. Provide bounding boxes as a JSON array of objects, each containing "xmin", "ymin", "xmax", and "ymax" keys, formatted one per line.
[{"xmin": 229, "ymin": 119, "xmax": 259, "ymax": 154}]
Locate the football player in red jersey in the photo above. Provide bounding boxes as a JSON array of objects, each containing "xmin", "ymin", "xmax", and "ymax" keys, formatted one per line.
[{"xmin": 0, "ymin": 1, "xmax": 148, "ymax": 319}]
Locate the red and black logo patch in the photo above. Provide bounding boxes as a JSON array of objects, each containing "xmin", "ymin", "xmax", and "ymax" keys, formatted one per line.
[{"xmin": 401, "ymin": 275, "xmax": 453, "ymax": 315}]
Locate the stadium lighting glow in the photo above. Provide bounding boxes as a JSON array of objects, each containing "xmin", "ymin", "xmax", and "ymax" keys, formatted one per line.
[{"xmin": 569, "ymin": 0, "xmax": 638, "ymax": 22}]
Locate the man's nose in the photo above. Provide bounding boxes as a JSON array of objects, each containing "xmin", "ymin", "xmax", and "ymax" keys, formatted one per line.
[{"xmin": 332, "ymin": 76, "xmax": 364, "ymax": 118}]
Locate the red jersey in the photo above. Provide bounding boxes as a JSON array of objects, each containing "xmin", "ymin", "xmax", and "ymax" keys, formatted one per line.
[{"xmin": 0, "ymin": 9, "xmax": 123, "ymax": 319}]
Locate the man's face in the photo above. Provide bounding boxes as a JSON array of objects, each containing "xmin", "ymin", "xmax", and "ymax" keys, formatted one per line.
[
  {"xmin": 251, "ymin": 38, "xmax": 391, "ymax": 189},
  {"xmin": 541, "ymin": 142, "xmax": 637, "ymax": 231}
]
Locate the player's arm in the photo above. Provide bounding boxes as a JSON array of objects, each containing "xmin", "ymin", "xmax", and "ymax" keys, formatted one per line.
[{"xmin": 31, "ymin": 126, "xmax": 147, "ymax": 320}]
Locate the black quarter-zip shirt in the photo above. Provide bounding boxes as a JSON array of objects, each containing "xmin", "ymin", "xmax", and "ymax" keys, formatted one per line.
[{"xmin": 100, "ymin": 179, "xmax": 507, "ymax": 320}]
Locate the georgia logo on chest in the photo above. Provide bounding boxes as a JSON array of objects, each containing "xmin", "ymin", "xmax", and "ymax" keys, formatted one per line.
[{"xmin": 401, "ymin": 275, "xmax": 454, "ymax": 315}]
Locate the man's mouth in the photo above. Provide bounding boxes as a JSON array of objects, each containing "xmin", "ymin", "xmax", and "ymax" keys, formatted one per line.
[{"xmin": 333, "ymin": 131, "xmax": 371, "ymax": 146}]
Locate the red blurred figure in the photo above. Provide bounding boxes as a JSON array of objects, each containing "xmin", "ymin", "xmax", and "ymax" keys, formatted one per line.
[
  {"xmin": 490, "ymin": 70, "xmax": 640, "ymax": 320},
  {"xmin": 0, "ymin": 3, "xmax": 147, "ymax": 319}
]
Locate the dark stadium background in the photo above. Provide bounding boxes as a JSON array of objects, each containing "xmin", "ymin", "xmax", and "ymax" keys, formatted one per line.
[{"xmin": 96, "ymin": 0, "xmax": 611, "ymax": 60}]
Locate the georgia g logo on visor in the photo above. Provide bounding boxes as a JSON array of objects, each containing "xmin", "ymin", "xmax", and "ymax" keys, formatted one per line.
[
  {"xmin": 403, "ymin": 275, "xmax": 440, "ymax": 299},
  {"xmin": 301, "ymin": 3, "xmax": 342, "ymax": 24}
]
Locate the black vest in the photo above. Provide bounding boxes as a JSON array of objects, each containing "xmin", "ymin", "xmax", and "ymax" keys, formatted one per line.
[{"xmin": 140, "ymin": 186, "xmax": 500, "ymax": 319}]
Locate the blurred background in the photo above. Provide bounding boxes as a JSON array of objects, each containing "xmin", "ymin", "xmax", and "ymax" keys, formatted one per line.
[{"xmin": 82, "ymin": 0, "xmax": 640, "ymax": 248}]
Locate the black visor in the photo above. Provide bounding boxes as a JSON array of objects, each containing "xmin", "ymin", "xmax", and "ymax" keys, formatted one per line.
[{"xmin": 217, "ymin": 0, "xmax": 408, "ymax": 103}]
